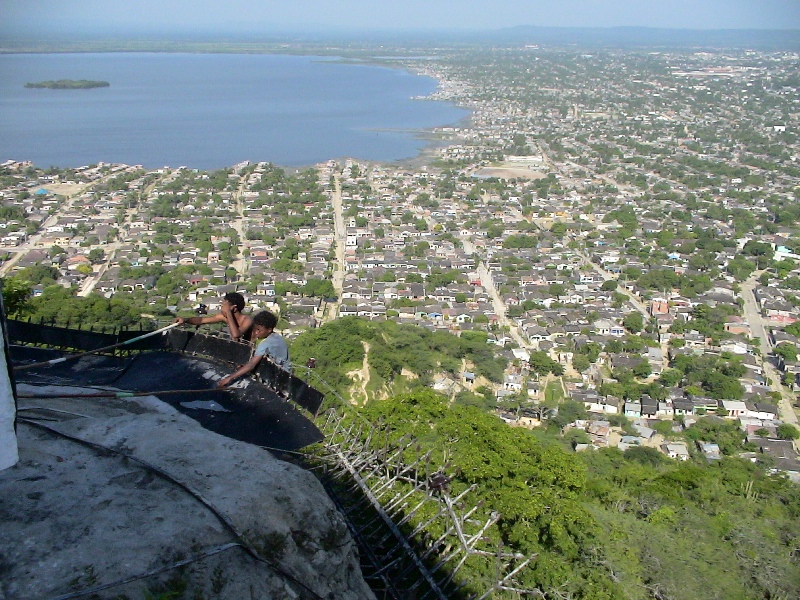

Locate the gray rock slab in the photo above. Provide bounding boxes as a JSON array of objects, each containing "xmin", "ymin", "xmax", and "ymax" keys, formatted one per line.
[{"xmin": 1, "ymin": 387, "xmax": 375, "ymax": 600}]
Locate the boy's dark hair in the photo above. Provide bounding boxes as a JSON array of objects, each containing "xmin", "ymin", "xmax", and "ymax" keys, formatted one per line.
[
  {"xmin": 223, "ymin": 292, "xmax": 245, "ymax": 312},
  {"xmin": 252, "ymin": 310, "xmax": 278, "ymax": 330}
]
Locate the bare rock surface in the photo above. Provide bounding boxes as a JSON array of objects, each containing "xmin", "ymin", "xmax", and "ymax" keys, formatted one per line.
[{"xmin": 1, "ymin": 385, "xmax": 375, "ymax": 600}]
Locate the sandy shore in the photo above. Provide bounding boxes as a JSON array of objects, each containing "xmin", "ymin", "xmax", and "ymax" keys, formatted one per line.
[
  {"xmin": 40, "ymin": 182, "xmax": 89, "ymax": 196},
  {"xmin": 473, "ymin": 166, "xmax": 547, "ymax": 180}
]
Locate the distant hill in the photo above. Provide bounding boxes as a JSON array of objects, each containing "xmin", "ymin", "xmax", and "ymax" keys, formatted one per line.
[
  {"xmin": 271, "ymin": 26, "xmax": 800, "ymax": 51},
  {"xmin": 25, "ymin": 79, "xmax": 109, "ymax": 90},
  {"xmin": 484, "ymin": 26, "xmax": 800, "ymax": 50},
  {"xmin": 2, "ymin": 26, "xmax": 798, "ymax": 53}
]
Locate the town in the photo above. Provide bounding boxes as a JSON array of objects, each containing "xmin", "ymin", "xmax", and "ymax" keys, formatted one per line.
[{"xmin": 2, "ymin": 45, "xmax": 800, "ymax": 475}]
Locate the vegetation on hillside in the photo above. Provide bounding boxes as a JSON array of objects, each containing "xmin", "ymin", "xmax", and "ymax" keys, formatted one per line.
[
  {"xmin": 289, "ymin": 317, "xmax": 800, "ymax": 599},
  {"xmin": 1, "ymin": 274, "xmax": 163, "ymax": 330},
  {"xmin": 291, "ymin": 317, "xmax": 513, "ymax": 404},
  {"xmin": 338, "ymin": 389, "xmax": 800, "ymax": 599}
]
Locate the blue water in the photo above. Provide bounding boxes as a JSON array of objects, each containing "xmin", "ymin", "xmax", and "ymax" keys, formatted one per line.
[{"xmin": 0, "ymin": 53, "xmax": 468, "ymax": 170}]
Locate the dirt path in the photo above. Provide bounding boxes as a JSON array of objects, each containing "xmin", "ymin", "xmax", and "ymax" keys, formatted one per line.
[
  {"xmin": 345, "ymin": 341, "xmax": 371, "ymax": 404},
  {"xmin": 359, "ymin": 342, "xmax": 370, "ymax": 402}
]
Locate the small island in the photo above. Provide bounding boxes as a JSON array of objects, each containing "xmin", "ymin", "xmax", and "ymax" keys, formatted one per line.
[{"xmin": 25, "ymin": 79, "xmax": 110, "ymax": 90}]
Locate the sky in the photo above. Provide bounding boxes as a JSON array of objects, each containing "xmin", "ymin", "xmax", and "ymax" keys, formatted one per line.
[{"xmin": 1, "ymin": 0, "xmax": 799, "ymax": 37}]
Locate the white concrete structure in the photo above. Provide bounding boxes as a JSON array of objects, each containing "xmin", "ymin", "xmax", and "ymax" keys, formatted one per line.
[{"xmin": 0, "ymin": 336, "xmax": 18, "ymax": 471}]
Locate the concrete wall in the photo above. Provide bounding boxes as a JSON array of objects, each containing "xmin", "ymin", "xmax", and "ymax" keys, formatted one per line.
[{"xmin": 0, "ymin": 337, "xmax": 18, "ymax": 471}]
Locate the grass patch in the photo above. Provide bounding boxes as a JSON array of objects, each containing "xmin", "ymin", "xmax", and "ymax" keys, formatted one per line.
[{"xmin": 545, "ymin": 379, "xmax": 565, "ymax": 403}]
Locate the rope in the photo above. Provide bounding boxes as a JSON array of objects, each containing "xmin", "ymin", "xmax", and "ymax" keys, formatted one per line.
[
  {"xmin": 16, "ymin": 388, "xmax": 230, "ymax": 400},
  {"xmin": 47, "ymin": 542, "xmax": 243, "ymax": 600},
  {"xmin": 17, "ymin": 406, "xmax": 94, "ymax": 419},
  {"xmin": 13, "ymin": 322, "xmax": 180, "ymax": 372}
]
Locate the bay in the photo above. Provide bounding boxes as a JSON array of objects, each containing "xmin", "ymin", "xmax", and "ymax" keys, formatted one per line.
[{"xmin": 0, "ymin": 53, "xmax": 469, "ymax": 170}]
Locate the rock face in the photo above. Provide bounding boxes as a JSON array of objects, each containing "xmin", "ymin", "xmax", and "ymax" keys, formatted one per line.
[{"xmin": 0, "ymin": 386, "xmax": 376, "ymax": 600}]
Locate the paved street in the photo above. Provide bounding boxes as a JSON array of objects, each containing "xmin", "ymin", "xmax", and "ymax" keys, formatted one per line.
[
  {"xmin": 321, "ymin": 174, "xmax": 345, "ymax": 325},
  {"xmin": 1, "ymin": 174, "xmax": 120, "ymax": 280},
  {"xmin": 740, "ymin": 274, "xmax": 800, "ymax": 449},
  {"xmin": 475, "ymin": 261, "xmax": 530, "ymax": 349}
]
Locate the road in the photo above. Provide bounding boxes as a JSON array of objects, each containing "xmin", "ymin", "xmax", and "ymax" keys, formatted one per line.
[
  {"xmin": 566, "ymin": 238, "xmax": 649, "ymax": 319},
  {"xmin": 230, "ymin": 175, "xmax": 248, "ymax": 279},
  {"xmin": 1, "ymin": 174, "xmax": 122, "ymax": 278},
  {"xmin": 740, "ymin": 273, "xmax": 800, "ymax": 449},
  {"xmin": 475, "ymin": 262, "xmax": 530, "ymax": 349},
  {"xmin": 320, "ymin": 174, "xmax": 345, "ymax": 325},
  {"xmin": 330, "ymin": 175, "xmax": 345, "ymax": 298},
  {"xmin": 77, "ymin": 242, "xmax": 120, "ymax": 297},
  {"xmin": 457, "ymin": 228, "xmax": 533, "ymax": 349},
  {"xmin": 533, "ymin": 138, "xmax": 646, "ymax": 318},
  {"xmin": 77, "ymin": 174, "xmax": 168, "ymax": 297},
  {"xmin": 1, "ymin": 195, "xmax": 82, "ymax": 276}
]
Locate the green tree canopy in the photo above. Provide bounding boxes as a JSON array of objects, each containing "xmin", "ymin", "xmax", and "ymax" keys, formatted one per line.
[
  {"xmin": 777, "ymin": 423, "xmax": 800, "ymax": 440},
  {"xmin": 1, "ymin": 276, "xmax": 32, "ymax": 317}
]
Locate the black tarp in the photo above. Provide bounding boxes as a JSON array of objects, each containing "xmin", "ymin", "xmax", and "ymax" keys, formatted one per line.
[
  {"xmin": 7, "ymin": 321, "xmax": 325, "ymax": 416},
  {"xmin": 8, "ymin": 323, "xmax": 325, "ymax": 451},
  {"xmin": 162, "ymin": 329, "xmax": 325, "ymax": 416}
]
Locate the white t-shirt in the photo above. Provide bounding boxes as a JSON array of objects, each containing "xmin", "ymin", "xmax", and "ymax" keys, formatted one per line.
[{"xmin": 254, "ymin": 333, "xmax": 290, "ymax": 371}]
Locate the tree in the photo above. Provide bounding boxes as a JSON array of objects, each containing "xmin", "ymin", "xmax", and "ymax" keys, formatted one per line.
[
  {"xmin": 773, "ymin": 342, "xmax": 798, "ymax": 363},
  {"xmin": 572, "ymin": 354, "xmax": 590, "ymax": 373},
  {"xmin": 409, "ymin": 241, "xmax": 429, "ymax": 257},
  {"xmin": 684, "ymin": 416, "xmax": 746, "ymax": 455},
  {"xmin": 303, "ymin": 278, "xmax": 335, "ymax": 298},
  {"xmin": 776, "ymin": 423, "xmax": 800, "ymax": 440},
  {"xmin": 658, "ymin": 369, "xmax": 683, "ymax": 387},
  {"xmin": 1, "ymin": 276, "xmax": 32, "ymax": 316},
  {"xmin": 741, "ymin": 240, "xmax": 774, "ymax": 269},
  {"xmin": 623, "ymin": 312, "xmax": 644, "ymax": 333},
  {"xmin": 529, "ymin": 351, "xmax": 564, "ymax": 376},
  {"xmin": 651, "ymin": 420, "xmax": 674, "ymax": 437},
  {"xmin": 624, "ymin": 445, "xmax": 669, "ymax": 467},
  {"xmin": 550, "ymin": 400, "xmax": 588, "ymax": 429},
  {"xmin": 726, "ymin": 256, "xmax": 756, "ymax": 281},
  {"xmin": 576, "ymin": 342, "xmax": 601, "ymax": 363},
  {"xmin": 632, "ymin": 360, "xmax": 652, "ymax": 379},
  {"xmin": 550, "ymin": 221, "xmax": 567, "ymax": 237},
  {"xmin": 17, "ymin": 265, "xmax": 59, "ymax": 285},
  {"xmin": 600, "ymin": 279, "xmax": 618, "ymax": 292}
]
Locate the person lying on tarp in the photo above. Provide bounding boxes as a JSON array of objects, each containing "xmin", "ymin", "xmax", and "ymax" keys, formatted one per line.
[
  {"xmin": 174, "ymin": 292, "xmax": 253, "ymax": 342},
  {"xmin": 217, "ymin": 310, "xmax": 290, "ymax": 387}
]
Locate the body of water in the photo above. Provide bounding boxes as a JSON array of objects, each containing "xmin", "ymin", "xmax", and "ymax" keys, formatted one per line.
[{"xmin": 0, "ymin": 53, "xmax": 469, "ymax": 170}]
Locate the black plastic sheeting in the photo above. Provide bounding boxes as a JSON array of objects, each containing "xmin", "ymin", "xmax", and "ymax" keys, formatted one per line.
[
  {"xmin": 6, "ymin": 320, "xmax": 158, "ymax": 353},
  {"xmin": 6, "ymin": 320, "xmax": 325, "ymax": 416},
  {"xmin": 166, "ymin": 329, "xmax": 324, "ymax": 417},
  {"xmin": 7, "ymin": 322, "xmax": 326, "ymax": 451}
]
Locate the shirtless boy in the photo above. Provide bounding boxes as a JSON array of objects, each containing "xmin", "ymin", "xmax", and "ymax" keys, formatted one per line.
[{"xmin": 174, "ymin": 292, "xmax": 253, "ymax": 342}]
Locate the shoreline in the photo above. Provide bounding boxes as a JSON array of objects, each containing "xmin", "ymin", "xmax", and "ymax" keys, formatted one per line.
[{"xmin": 0, "ymin": 51, "xmax": 472, "ymax": 173}]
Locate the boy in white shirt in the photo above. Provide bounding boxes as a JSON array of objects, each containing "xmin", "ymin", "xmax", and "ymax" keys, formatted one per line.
[{"xmin": 217, "ymin": 310, "xmax": 289, "ymax": 388}]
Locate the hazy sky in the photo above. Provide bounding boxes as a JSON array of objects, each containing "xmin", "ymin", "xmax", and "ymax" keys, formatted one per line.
[{"xmin": 1, "ymin": 0, "xmax": 799, "ymax": 36}]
